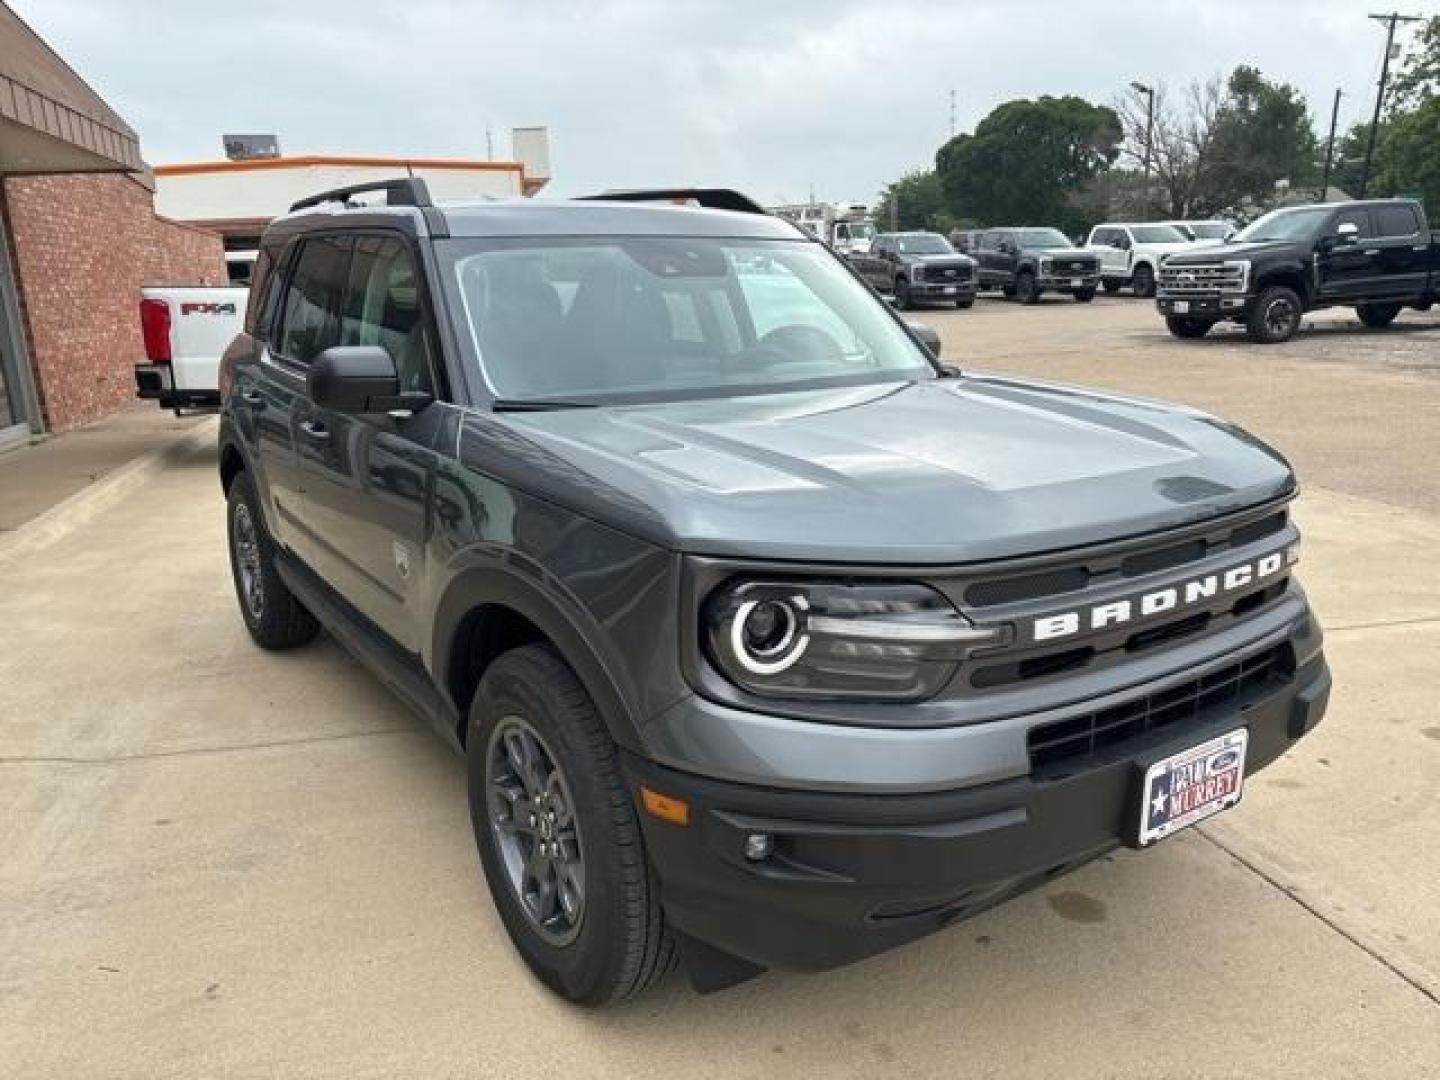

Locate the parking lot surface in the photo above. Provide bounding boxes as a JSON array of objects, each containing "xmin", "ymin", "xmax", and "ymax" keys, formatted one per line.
[{"xmin": 2, "ymin": 297, "xmax": 1437, "ymax": 1078}]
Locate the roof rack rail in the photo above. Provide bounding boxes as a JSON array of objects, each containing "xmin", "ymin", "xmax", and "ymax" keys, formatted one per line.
[
  {"xmin": 577, "ymin": 188, "xmax": 768, "ymax": 215},
  {"xmin": 289, "ymin": 177, "xmax": 434, "ymax": 213}
]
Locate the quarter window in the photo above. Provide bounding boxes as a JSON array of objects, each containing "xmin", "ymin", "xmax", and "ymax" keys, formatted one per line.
[{"xmin": 276, "ymin": 236, "xmax": 350, "ymax": 365}]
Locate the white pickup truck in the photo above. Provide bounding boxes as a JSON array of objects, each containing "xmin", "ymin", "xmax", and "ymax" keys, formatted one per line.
[
  {"xmin": 134, "ymin": 252, "xmax": 252, "ymax": 412},
  {"xmin": 1084, "ymin": 222, "xmax": 1201, "ymax": 297}
]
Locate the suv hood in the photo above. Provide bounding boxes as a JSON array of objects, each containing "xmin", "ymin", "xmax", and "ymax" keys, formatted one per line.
[
  {"xmin": 1027, "ymin": 246, "xmax": 1094, "ymax": 260},
  {"xmin": 462, "ymin": 377, "xmax": 1294, "ymax": 564}
]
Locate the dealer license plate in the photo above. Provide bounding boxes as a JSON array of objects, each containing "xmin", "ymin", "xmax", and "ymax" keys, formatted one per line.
[
  {"xmin": 1137, "ymin": 729, "xmax": 1248, "ymax": 846},
  {"xmin": 1172, "ymin": 300, "xmax": 1191, "ymax": 313}
]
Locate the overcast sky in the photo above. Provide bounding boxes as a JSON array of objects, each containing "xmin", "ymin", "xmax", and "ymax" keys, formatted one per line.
[{"xmin": 13, "ymin": 0, "xmax": 1426, "ymax": 203}]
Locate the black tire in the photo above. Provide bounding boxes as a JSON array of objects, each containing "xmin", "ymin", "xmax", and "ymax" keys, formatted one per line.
[
  {"xmin": 894, "ymin": 278, "xmax": 913, "ymax": 310},
  {"xmin": 226, "ymin": 471, "xmax": 320, "ymax": 650},
  {"xmin": 1102, "ymin": 278, "xmax": 1123, "ymax": 293},
  {"xmin": 1074, "ymin": 288, "xmax": 1096, "ymax": 303},
  {"xmin": 1015, "ymin": 271, "xmax": 1039, "ymax": 305},
  {"xmin": 1132, "ymin": 264, "xmax": 1156, "ymax": 298},
  {"xmin": 1246, "ymin": 285, "xmax": 1303, "ymax": 344},
  {"xmin": 1356, "ymin": 302, "xmax": 1402, "ymax": 328},
  {"xmin": 467, "ymin": 644, "xmax": 675, "ymax": 1005},
  {"xmin": 1166, "ymin": 316, "xmax": 1214, "ymax": 339},
  {"xmin": 956, "ymin": 296, "xmax": 975, "ymax": 309},
  {"xmin": 1001, "ymin": 284, "xmax": 1017, "ymax": 300}
]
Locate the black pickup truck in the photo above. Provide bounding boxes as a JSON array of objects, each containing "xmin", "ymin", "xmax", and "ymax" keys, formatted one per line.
[
  {"xmin": 1158, "ymin": 198, "xmax": 1440, "ymax": 342},
  {"xmin": 973, "ymin": 227, "xmax": 1100, "ymax": 303},
  {"xmin": 847, "ymin": 231, "xmax": 978, "ymax": 309}
]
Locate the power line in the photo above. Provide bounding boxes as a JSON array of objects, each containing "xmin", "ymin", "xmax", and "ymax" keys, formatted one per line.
[{"xmin": 1359, "ymin": 11, "xmax": 1422, "ymax": 198}]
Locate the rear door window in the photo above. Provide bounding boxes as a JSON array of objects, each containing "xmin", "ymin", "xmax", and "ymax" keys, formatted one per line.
[
  {"xmin": 276, "ymin": 236, "xmax": 351, "ymax": 366},
  {"xmin": 1373, "ymin": 204, "xmax": 1421, "ymax": 238}
]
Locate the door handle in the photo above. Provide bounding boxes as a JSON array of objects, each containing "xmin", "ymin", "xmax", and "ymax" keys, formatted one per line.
[{"xmin": 299, "ymin": 419, "xmax": 330, "ymax": 441}]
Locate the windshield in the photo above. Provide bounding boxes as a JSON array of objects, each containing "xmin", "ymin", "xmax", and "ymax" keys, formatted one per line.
[
  {"xmin": 894, "ymin": 234, "xmax": 953, "ymax": 255},
  {"xmin": 1130, "ymin": 225, "xmax": 1189, "ymax": 244},
  {"xmin": 1234, "ymin": 207, "xmax": 1330, "ymax": 243},
  {"xmin": 1187, "ymin": 221, "xmax": 1232, "ymax": 240},
  {"xmin": 446, "ymin": 238, "xmax": 934, "ymax": 404},
  {"xmin": 837, "ymin": 221, "xmax": 875, "ymax": 242},
  {"xmin": 1015, "ymin": 228, "xmax": 1073, "ymax": 249}
]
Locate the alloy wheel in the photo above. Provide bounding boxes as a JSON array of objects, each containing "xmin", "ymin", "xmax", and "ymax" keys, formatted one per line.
[
  {"xmin": 1265, "ymin": 296, "xmax": 1297, "ymax": 338},
  {"xmin": 486, "ymin": 716, "xmax": 586, "ymax": 946},
  {"xmin": 232, "ymin": 503, "xmax": 264, "ymax": 620}
]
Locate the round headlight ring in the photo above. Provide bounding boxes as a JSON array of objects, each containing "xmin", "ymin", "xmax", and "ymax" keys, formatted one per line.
[{"xmin": 730, "ymin": 595, "xmax": 810, "ymax": 675}]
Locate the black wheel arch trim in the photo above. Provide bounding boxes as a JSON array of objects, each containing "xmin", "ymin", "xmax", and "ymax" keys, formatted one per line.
[{"xmin": 431, "ymin": 564, "xmax": 648, "ymax": 755}]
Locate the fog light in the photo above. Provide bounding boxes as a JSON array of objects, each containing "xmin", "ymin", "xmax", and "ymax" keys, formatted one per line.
[{"xmin": 743, "ymin": 832, "xmax": 773, "ymax": 862}]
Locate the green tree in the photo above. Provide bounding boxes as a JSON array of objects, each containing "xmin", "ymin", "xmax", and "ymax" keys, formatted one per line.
[
  {"xmin": 934, "ymin": 96, "xmax": 1122, "ymax": 235},
  {"xmin": 1382, "ymin": 97, "xmax": 1440, "ymax": 214},
  {"xmin": 1203, "ymin": 66, "xmax": 1319, "ymax": 211},
  {"xmin": 1389, "ymin": 15, "xmax": 1440, "ymax": 110},
  {"xmin": 873, "ymin": 169, "xmax": 948, "ymax": 232}
]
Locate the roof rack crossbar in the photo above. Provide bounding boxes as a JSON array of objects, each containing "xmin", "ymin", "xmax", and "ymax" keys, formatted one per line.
[
  {"xmin": 576, "ymin": 188, "xmax": 768, "ymax": 215},
  {"xmin": 289, "ymin": 177, "xmax": 434, "ymax": 213}
]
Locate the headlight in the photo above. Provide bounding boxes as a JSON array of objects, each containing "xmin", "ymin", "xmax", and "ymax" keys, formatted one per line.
[
  {"xmin": 1040, "ymin": 258, "xmax": 1053, "ymax": 274},
  {"xmin": 911, "ymin": 264, "xmax": 925, "ymax": 282},
  {"xmin": 703, "ymin": 580, "xmax": 1002, "ymax": 701}
]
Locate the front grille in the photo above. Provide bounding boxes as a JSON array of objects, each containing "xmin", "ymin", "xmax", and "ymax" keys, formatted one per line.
[
  {"xmin": 1159, "ymin": 261, "xmax": 1247, "ymax": 295},
  {"xmin": 918, "ymin": 263, "xmax": 973, "ymax": 281},
  {"xmin": 1027, "ymin": 643, "xmax": 1293, "ymax": 773},
  {"xmin": 1049, "ymin": 259, "xmax": 1097, "ymax": 274}
]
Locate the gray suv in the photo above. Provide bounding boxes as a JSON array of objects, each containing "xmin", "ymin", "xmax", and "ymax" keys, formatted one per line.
[{"xmin": 218, "ymin": 182, "xmax": 1331, "ymax": 1005}]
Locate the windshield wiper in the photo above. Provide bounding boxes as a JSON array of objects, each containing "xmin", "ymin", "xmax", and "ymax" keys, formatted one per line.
[{"xmin": 491, "ymin": 398, "xmax": 599, "ymax": 412}]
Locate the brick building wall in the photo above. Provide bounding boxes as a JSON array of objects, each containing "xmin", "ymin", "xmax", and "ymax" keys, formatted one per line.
[{"xmin": 1, "ymin": 171, "xmax": 225, "ymax": 431}]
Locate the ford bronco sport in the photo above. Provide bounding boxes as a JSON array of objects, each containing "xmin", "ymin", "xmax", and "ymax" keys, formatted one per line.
[{"xmin": 218, "ymin": 181, "xmax": 1331, "ymax": 1005}]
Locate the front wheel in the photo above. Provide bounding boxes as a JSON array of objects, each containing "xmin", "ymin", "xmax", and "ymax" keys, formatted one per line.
[
  {"xmin": 467, "ymin": 644, "xmax": 675, "ymax": 1005},
  {"xmin": 1166, "ymin": 316, "xmax": 1213, "ymax": 339},
  {"xmin": 1015, "ymin": 272, "xmax": 1039, "ymax": 305},
  {"xmin": 1246, "ymin": 286, "xmax": 1303, "ymax": 343},
  {"xmin": 956, "ymin": 296, "xmax": 975, "ymax": 309},
  {"xmin": 1132, "ymin": 264, "xmax": 1156, "ymax": 298},
  {"xmin": 893, "ymin": 278, "xmax": 913, "ymax": 310},
  {"xmin": 1356, "ymin": 302, "xmax": 1402, "ymax": 328},
  {"xmin": 1073, "ymin": 288, "xmax": 1096, "ymax": 303}
]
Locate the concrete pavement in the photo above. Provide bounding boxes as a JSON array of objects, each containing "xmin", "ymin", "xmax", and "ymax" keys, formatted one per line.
[{"xmin": 1, "ymin": 299, "xmax": 1437, "ymax": 1078}]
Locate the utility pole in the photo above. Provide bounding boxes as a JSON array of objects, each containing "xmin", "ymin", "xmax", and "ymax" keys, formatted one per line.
[
  {"xmin": 1131, "ymin": 82, "xmax": 1155, "ymax": 215},
  {"xmin": 1360, "ymin": 12, "xmax": 1421, "ymax": 198},
  {"xmin": 1320, "ymin": 88, "xmax": 1343, "ymax": 201}
]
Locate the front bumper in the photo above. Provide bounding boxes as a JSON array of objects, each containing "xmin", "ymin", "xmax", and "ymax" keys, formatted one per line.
[
  {"xmin": 1037, "ymin": 272, "xmax": 1099, "ymax": 291},
  {"xmin": 910, "ymin": 279, "xmax": 976, "ymax": 300},
  {"xmin": 1157, "ymin": 294, "xmax": 1251, "ymax": 319},
  {"xmin": 629, "ymin": 648, "xmax": 1329, "ymax": 975}
]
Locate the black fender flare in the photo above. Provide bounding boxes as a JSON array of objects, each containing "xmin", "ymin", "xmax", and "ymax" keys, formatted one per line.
[{"xmin": 430, "ymin": 563, "xmax": 646, "ymax": 754}]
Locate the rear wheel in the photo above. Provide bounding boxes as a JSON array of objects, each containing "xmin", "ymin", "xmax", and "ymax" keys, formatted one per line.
[
  {"xmin": 467, "ymin": 644, "xmax": 675, "ymax": 1005},
  {"xmin": 1015, "ymin": 271, "xmax": 1039, "ymax": 305},
  {"xmin": 1245, "ymin": 285, "xmax": 1303, "ymax": 344},
  {"xmin": 956, "ymin": 296, "xmax": 975, "ymax": 309},
  {"xmin": 1166, "ymin": 316, "xmax": 1213, "ymax": 339},
  {"xmin": 1356, "ymin": 302, "xmax": 1402, "ymax": 328},
  {"xmin": 1074, "ymin": 288, "xmax": 1096, "ymax": 303},
  {"xmin": 1132, "ymin": 264, "xmax": 1156, "ymax": 298},
  {"xmin": 226, "ymin": 472, "xmax": 320, "ymax": 650}
]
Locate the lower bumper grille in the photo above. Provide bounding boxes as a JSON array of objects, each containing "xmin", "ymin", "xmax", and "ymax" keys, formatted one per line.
[{"xmin": 1026, "ymin": 643, "xmax": 1294, "ymax": 773}]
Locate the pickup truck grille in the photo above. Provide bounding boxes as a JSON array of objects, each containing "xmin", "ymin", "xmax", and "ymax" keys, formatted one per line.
[
  {"xmin": 916, "ymin": 262, "xmax": 973, "ymax": 282},
  {"xmin": 1158, "ymin": 261, "xmax": 1247, "ymax": 296},
  {"xmin": 1026, "ymin": 643, "xmax": 1293, "ymax": 773},
  {"xmin": 1047, "ymin": 257, "xmax": 1098, "ymax": 275}
]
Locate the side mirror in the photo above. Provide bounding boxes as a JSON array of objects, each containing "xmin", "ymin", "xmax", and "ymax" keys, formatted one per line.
[
  {"xmin": 309, "ymin": 345, "xmax": 430, "ymax": 414},
  {"xmin": 906, "ymin": 321, "xmax": 942, "ymax": 357},
  {"xmin": 1335, "ymin": 221, "xmax": 1360, "ymax": 246}
]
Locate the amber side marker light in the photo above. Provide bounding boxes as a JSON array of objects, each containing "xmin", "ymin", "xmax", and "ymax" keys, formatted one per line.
[{"xmin": 640, "ymin": 786, "xmax": 690, "ymax": 826}]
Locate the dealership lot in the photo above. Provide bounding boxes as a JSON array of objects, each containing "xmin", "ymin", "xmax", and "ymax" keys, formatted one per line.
[{"xmin": 1, "ymin": 297, "xmax": 1437, "ymax": 1078}]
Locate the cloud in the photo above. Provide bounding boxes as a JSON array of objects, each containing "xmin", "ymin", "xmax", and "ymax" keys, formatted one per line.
[{"xmin": 11, "ymin": 0, "xmax": 1404, "ymax": 204}]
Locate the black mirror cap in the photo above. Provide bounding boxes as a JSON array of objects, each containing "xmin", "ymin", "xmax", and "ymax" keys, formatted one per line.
[
  {"xmin": 308, "ymin": 345, "xmax": 428, "ymax": 414},
  {"xmin": 906, "ymin": 321, "xmax": 942, "ymax": 357}
]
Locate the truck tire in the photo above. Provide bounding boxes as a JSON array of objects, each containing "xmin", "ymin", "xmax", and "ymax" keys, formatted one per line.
[
  {"xmin": 1166, "ymin": 316, "xmax": 1213, "ymax": 339},
  {"xmin": 467, "ymin": 644, "xmax": 676, "ymax": 1005},
  {"xmin": 1015, "ymin": 271, "xmax": 1040, "ymax": 305},
  {"xmin": 894, "ymin": 278, "xmax": 913, "ymax": 310},
  {"xmin": 1074, "ymin": 288, "xmax": 1096, "ymax": 303},
  {"xmin": 1245, "ymin": 285, "xmax": 1303, "ymax": 344},
  {"xmin": 956, "ymin": 296, "xmax": 975, "ymax": 309},
  {"xmin": 1001, "ymin": 284, "xmax": 1017, "ymax": 299},
  {"xmin": 1356, "ymin": 302, "xmax": 1402, "ymax": 328},
  {"xmin": 226, "ymin": 472, "xmax": 320, "ymax": 650},
  {"xmin": 1132, "ymin": 264, "xmax": 1156, "ymax": 298}
]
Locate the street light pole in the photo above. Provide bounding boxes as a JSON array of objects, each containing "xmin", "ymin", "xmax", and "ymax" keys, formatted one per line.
[
  {"xmin": 1360, "ymin": 12, "xmax": 1421, "ymax": 198},
  {"xmin": 1320, "ymin": 87, "xmax": 1343, "ymax": 201},
  {"xmin": 1131, "ymin": 81, "xmax": 1155, "ymax": 216}
]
